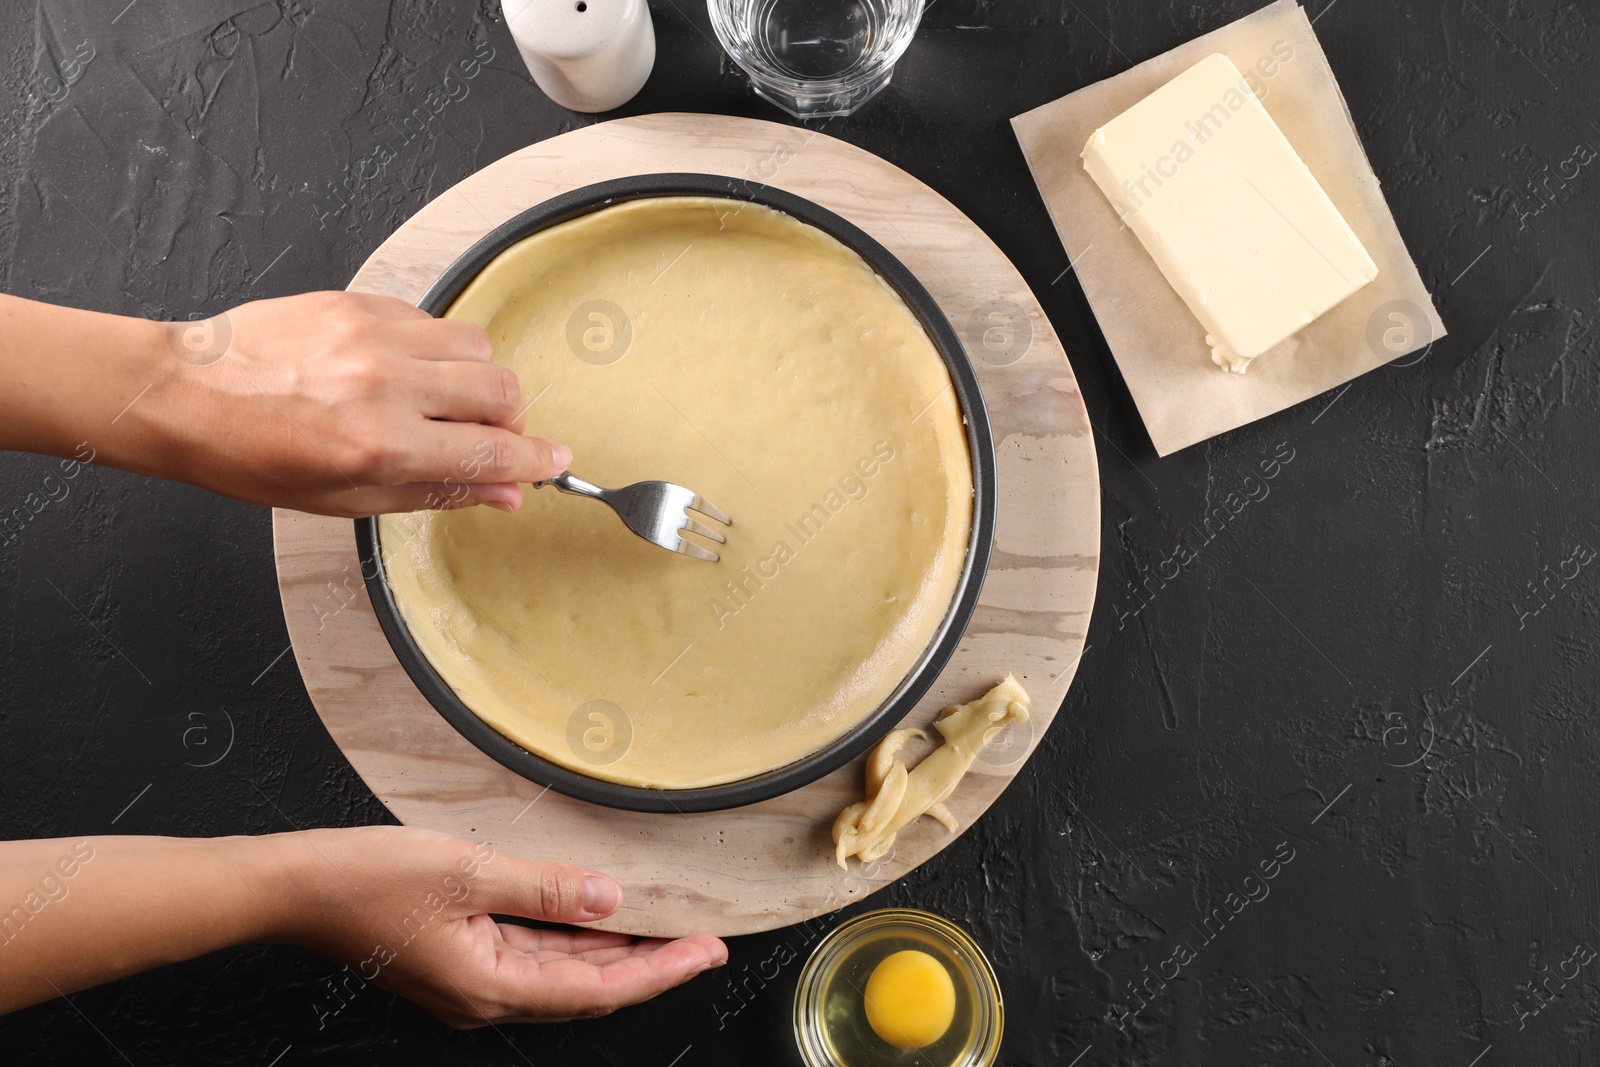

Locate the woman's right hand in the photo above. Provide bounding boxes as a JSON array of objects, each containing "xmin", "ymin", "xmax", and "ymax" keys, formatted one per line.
[{"xmin": 148, "ymin": 291, "xmax": 573, "ymax": 518}]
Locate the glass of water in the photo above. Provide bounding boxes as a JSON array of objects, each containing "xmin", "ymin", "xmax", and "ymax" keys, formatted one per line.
[{"xmin": 708, "ymin": 0, "xmax": 926, "ymax": 119}]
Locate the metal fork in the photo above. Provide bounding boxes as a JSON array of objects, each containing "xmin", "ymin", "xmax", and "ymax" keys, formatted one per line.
[{"xmin": 532, "ymin": 471, "xmax": 732, "ymax": 562}]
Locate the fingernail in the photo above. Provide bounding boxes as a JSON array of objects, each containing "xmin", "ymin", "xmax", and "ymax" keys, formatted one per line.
[
  {"xmin": 478, "ymin": 485, "xmax": 522, "ymax": 513},
  {"xmin": 582, "ymin": 875, "xmax": 620, "ymax": 915},
  {"xmin": 551, "ymin": 443, "xmax": 573, "ymax": 470}
]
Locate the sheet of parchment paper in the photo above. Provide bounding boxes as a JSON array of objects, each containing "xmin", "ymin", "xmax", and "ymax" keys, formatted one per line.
[{"xmin": 1011, "ymin": 0, "xmax": 1444, "ymax": 456}]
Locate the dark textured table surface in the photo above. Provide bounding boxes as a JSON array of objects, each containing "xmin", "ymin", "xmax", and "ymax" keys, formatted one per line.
[{"xmin": 1, "ymin": 0, "xmax": 1593, "ymax": 1063}]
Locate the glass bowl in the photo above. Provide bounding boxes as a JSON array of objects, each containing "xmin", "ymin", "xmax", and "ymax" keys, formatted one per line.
[{"xmin": 794, "ymin": 909, "xmax": 1004, "ymax": 1067}]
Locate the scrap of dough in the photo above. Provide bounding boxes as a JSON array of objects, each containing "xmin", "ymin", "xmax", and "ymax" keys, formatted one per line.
[{"xmin": 833, "ymin": 675, "xmax": 1031, "ymax": 869}]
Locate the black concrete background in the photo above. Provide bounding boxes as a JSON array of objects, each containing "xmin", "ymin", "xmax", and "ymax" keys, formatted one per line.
[{"xmin": 0, "ymin": 0, "xmax": 1593, "ymax": 1063}]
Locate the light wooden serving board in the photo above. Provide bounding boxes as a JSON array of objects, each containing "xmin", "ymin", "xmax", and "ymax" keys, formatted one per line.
[{"xmin": 271, "ymin": 113, "xmax": 1100, "ymax": 937}]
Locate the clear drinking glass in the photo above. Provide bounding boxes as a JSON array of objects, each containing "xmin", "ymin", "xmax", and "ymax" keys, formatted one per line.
[{"xmin": 707, "ymin": 0, "xmax": 926, "ymax": 119}]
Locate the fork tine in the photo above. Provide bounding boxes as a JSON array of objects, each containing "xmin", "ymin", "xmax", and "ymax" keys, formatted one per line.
[
  {"xmin": 673, "ymin": 537, "xmax": 720, "ymax": 563},
  {"xmin": 688, "ymin": 494, "xmax": 731, "ymax": 526},
  {"xmin": 681, "ymin": 516, "xmax": 727, "ymax": 544}
]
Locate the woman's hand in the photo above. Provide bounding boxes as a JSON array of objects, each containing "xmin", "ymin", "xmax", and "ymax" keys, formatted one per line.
[
  {"xmin": 276, "ymin": 826, "xmax": 728, "ymax": 1027},
  {"xmin": 0, "ymin": 291, "xmax": 571, "ymax": 517},
  {"xmin": 151, "ymin": 292, "xmax": 570, "ymax": 517}
]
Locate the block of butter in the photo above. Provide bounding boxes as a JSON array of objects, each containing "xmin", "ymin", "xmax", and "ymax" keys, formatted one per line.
[{"xmin": 1082, "ymin": 53, "xmax": 1378, "ymax": 373}]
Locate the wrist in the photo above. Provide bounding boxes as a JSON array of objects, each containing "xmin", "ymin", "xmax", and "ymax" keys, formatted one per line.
[
  {"xmin": 105, "ymin": 317, "xmax": 207, "ymax": 482},
  {"xmin": 235, "ymin": 831, "xmax": 318, "ymax": 946},
  {"xmin": 255, "ymin": 828, "xmax": 357, "ymax": 950},
  {"xmin": 20, "ymin": 307, "xmax": 192, "ymax": 477}
]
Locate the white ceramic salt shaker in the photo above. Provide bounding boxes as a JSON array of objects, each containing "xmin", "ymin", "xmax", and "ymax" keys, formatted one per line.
[{"xmin": 504, "ymin": 0, "xmax": 655, "ymax": 113}]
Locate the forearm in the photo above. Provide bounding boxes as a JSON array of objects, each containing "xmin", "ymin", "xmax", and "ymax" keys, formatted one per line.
[
  {"xmin": 0, "ymin": 833, "xmax": 292, "ymax": 1013},
  {"xmin": 0, "ymin": 294, "xmax": 185, "ymax": 473}
]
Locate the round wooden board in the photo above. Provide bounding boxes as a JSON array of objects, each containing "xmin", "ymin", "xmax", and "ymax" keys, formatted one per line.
[{"xmin": 272, "ymin": 113, "xmax": 1099, "ymax": 937}]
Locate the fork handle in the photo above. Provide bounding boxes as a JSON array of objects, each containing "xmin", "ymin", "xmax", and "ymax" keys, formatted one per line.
[{"xmin": 532, "ymin": 470, "xmax": 607, "ymax": 501}]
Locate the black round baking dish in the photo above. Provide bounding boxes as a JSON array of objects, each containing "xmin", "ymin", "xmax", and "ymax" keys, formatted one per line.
[{"xmin": 355, "ymin": 172, "xmax": 996, "ymax": 813}]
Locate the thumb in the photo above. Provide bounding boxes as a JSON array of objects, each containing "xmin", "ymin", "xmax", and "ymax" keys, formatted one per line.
[
  {"xmin": 471, "ymin": 431, "xmax": 571, "ymax": 484},
  {"xmin": 520, "ymin": 435, "xmax": 574, "ymax": 483},
  {"xmin": 476, "ymin": 856, "xmax": 621, "ymax": 923},
  {"xmin": 438, "ymin": 427, "xmax": 572, "ymax": 486}
]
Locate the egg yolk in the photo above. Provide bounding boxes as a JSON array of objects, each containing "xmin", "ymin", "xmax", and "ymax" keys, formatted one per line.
[{"xmin": 863, "ymin": 949, "xmax": 956, "ymax": 1049}]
